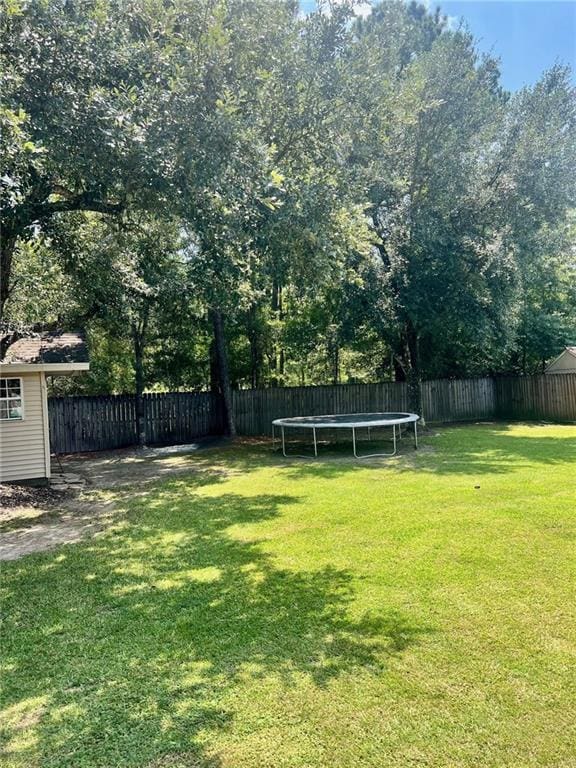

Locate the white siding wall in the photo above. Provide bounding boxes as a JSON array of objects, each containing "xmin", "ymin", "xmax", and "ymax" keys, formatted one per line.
[{"xmin": 0, "ymin": 372, "xmax": 49, "ymax": 482}]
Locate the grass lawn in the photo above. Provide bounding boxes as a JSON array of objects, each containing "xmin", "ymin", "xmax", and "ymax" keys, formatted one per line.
[{"xmin": 1, "ymin": 423, "xmax": 575, "ymax": 768}]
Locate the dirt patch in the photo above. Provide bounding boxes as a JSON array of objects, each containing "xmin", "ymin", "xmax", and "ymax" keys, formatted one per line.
[
  {"xmin": 0, "ymin": 518, "xmax": 105, "ymax": 561},
  {"xmin": 0, "ymin": 485, "xmax": 114, "ymax": 561},
  {"xmin": 61, "ymin": 438, "xmax": 225, "ymax": 490},
  {"xmin": 0, "ymin": 439, "xmax": 225, "ymax": 561}
]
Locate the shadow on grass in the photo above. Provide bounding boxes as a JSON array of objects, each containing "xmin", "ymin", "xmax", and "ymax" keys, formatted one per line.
[
  {"xmin": 0, "ymin": 474, "xmax": 431, "ymax": 768},
  {"xmin": 53, "ymin": 423, "xmax": 576, "ymax": 494}
]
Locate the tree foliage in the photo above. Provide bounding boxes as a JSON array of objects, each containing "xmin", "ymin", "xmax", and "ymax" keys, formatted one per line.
[{"xmin": 2, "ymin": 0, "xmax": 575, "ymax": 422}]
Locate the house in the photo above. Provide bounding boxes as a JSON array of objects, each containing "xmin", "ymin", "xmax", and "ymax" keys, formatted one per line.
[
  {"xmin": 544, "ymin": 346, "xmax": 576, "ymax": 375},
  {"xmin": 0, "ymin": 331, "xmax": 89, "ymax": 483}
]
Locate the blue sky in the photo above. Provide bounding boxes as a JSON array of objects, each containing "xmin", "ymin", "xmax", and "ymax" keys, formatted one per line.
[
  {"xmin": 300, "ymin": 1, "xmax": 576, "ymax": 91},
  {"xmin": 440, "ymin": 1, "xmax": 575, "ymax": 91}
]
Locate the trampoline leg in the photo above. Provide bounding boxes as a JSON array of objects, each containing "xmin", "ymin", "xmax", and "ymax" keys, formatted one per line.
[
  {"xmin": 278, "ymin": 424, "xmax": 318, "ymax": 460},
  {"xmin": 368, "ymin": 426, "xmax": 371, "ymax": 441},
  {"xmin": 414, "ymin": 420, "xmax": 418, "ymax": 449},
  {"xmin": 272, "ymin": 423, "xmax": 276, "ymax": 452},
  {"xmin": 353, "ymin": 423, "xmax": 397, "ymax": 459}
]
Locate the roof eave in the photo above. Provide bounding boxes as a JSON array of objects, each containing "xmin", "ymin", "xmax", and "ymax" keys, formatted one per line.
[{"xmin": 0, "ymin": 362, "xmax": 90, "ymax": 374}]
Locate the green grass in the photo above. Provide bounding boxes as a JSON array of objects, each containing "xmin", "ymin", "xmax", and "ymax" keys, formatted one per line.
[{"xmin": 1, "ymin": 423, "xmax": 575, "ymax": 768}]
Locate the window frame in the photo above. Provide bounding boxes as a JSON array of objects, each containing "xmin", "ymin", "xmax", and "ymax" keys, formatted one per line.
[{"xmin": 0, "ymin": 377, "xmax": 24, "ymax": 421}]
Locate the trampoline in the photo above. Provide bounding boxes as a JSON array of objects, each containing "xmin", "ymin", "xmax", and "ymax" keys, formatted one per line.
[{"xmin": 272, "ymin": 412, "xmax": 420, "ymax": 459}]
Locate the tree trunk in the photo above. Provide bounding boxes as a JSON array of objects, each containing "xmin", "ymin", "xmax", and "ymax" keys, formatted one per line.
[
  {"xmin": 132, "ymin": 323, "xmax": 147, "ymax": 447},
  {"xmin": 330, "ymin": 334, "xmax": 339, "ymax": 385},
  {"xmin": 250, "ymin": 339, "xmax": 259, "ymax": 389},
  {"xmin": 405, "ymin": 320, "xmax": 423, "ymax": 419},
  {"xmin": 521, "ymin": 344, "xmax": 527, "ymax": 376},
  {"xmin": 393, "ymin": 355, "xmax": 406, "ymax": 382},
  {"xmin": 333, "ymin": 347, "xmax": 339, "ymax": 385},
  {"xmin": 209, "ymin": 338, "xmax": 220, "ymax": 394},
  {"xmin": 0, "ymin": 232, "xmax": 17, "ymax": 321},
  {"xmin": 270, "ymin": 282, "xmax": 285, "ymax": 387},
  {"xmin": 210, "ymin": 308, "xmax": 236, "ymax": 437},
  {"xmin": 0, "ymin": 328, "xmax": 22, "ymax": 359},
  {"xmin": 248, "ymin": 305, "xmax": 262, "ymax": 389}
]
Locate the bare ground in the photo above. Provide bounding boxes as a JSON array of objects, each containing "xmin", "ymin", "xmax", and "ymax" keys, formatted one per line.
[{"xmin": 0, "ymin": 439, "xmax": 225, "ymax": 561}]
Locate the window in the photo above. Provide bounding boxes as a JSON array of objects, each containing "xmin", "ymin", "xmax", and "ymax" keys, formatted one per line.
[{"xmin": 0, "ymin": 378, "xmax": 23, "ymax": 420}]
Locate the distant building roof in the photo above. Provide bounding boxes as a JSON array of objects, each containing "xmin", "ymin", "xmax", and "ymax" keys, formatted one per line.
[
  {"xmin": 1, "ymin": 331, "xmax": 88, "ymax": 365},
  {"xmin": 544, "ymin": 346, "xmax": 576, "ymax": 374}
]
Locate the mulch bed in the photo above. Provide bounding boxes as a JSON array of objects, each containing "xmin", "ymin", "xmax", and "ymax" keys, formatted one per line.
[{"xmin": 0, "ymin": 483, "xmax": 67, "ymax": 512}]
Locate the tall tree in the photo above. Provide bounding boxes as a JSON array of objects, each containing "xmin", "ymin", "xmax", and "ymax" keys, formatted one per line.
[
  {"xmin": 352, "ymin": 6, "xmax": 576, "ymax": 412},
  {"xmin": 175, "ymin": 0, "xmax": 368, "ymax": 432}
]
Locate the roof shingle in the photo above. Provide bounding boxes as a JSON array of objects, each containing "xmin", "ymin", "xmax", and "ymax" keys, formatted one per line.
[{"xmin": 1, "ymin": 331, "xmax": 88, "ymax": 365}]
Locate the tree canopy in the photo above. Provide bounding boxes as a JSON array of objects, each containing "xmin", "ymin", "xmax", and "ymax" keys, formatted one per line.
[{"xmin": 2, "ymin": 0, "xmax": 575, "ymax": 423}]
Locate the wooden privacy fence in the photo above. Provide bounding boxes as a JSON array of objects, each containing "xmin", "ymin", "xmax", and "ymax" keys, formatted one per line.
[
  {"xmin": 494, "ymin": 374, "xmax": 576, "ymax": 423},
  {"xmin": 48, "ymin": 374, "xmax": 575, "ymax": 453},
  {"xmin": 232, "ymin": 377, "xmax": 496, "ymax": 436},
  {"xmin": 48, "ymin": 392, "xmax": 224, "ymax": 453}
]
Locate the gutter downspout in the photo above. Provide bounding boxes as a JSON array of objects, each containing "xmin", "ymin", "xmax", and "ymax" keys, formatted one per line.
[{"xmin": 40, "ymin": 373, "xmax": 51, "ymax": 479}]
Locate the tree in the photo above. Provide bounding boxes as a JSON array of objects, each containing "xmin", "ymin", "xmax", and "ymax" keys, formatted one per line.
[
  {"xmin": 5, "ymin": 210, "xmax": 195, "ymax": 438},
  {"xmin": 510, "ymin": 214, "xmax": 576, "ymax": 373},
  {"xmin": 173, "ymin": 0, "xmax": 369, "ymax": 432},
  {"xmin": 61, "ymin": 215, "xmax": 193, "ymax": 444},
  {"xmin": 0, "ymin": 0, "xmax": 212, "ymax": 317},
  {"xmin": 3, "ymin": 0, "xmax": 574, "ymax": 415},
  {"xmin": 351, "ymin": 7, "xmax": 576, "ymax": 413}
]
